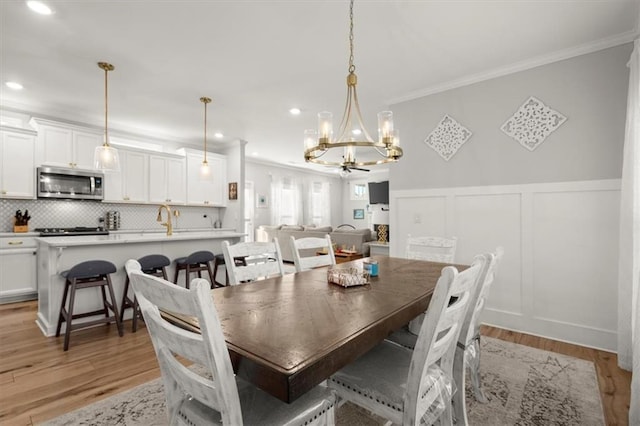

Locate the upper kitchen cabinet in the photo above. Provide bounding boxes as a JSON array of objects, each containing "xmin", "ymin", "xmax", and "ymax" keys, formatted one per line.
[
  {"xmin": 103, "ymin": 148, "xmax": 149, "ymax": 203},
  {"xmin": 149, "ymin": 154, "xmax": 186, "ymax": 205},
  {"xmin": 184, "ymin": 150, "xmax": 227, "ymax": 207},
  {"xmin": 30, "ymin": 118, "xmax": 101, "ymax": 170},
  {"xmin": 0, "ymin": 126, "xmax": 36, "ymax": 199}
]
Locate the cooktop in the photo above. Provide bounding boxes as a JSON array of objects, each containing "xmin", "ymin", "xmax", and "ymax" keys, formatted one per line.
[{"xmin": 35, "ymin": 227, "xmax": 109, "ymax": 237}]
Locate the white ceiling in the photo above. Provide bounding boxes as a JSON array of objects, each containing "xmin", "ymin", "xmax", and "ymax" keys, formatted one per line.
[{"xmin": 1, "ymin": 0, "xmax": 638, "ymax": 174}]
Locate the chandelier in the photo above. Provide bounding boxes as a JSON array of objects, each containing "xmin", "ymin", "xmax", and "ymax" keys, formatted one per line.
[
  {"xmin": 304, "ymin": 0, "xmax": 402, "ymax": 170},
  {"xmin": 94, "ymin": 62, "xmax": 120, "ymax": 172}
]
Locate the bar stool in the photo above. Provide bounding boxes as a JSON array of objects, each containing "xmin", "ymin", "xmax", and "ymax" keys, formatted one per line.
[
  {"xmin": 173, "ymin": 250, "xmax": 215, "ymax": 289},
  {"xmin": 120, "ymin": 254, "xmax": 170, "ymax": 332},
  {"xmin": 56, "ymin": 260, "xmax": 123, "ymax": 351},
  {"xmin": 213, "ymin": 253, "xmax": 247, "ymax": 287}
]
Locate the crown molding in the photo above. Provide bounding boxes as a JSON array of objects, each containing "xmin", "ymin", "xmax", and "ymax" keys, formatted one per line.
[
  {"xmin": 245, "ymin": 157, "xmax": 342, "ymax": 178},
  {"xmin": 388, "ymin": 30, "xmax": 638, "ymax": 105}
]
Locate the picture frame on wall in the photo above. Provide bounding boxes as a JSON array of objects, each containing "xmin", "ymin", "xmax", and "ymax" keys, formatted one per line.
[
  {"xmin": 353, "ymin": 208, "xmax": 365, "ymax": 220},
  {"xmin": 257, "ymin": 194, "xmax": 268, "ymax": 208},
  {"xmin": 229, "ymin": 182, "xmax": 238, "ymax": 200}
]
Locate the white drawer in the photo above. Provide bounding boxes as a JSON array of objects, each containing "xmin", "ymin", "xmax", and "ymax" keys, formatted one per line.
[{"xmin": 0, "ymin": 237, "xmax": 37, "ymax": 249}]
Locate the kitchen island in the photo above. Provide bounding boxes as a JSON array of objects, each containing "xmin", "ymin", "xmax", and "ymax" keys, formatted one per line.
[{"xmin": 35, "ymin": 230, "xmax": 244, "ymax": 336}]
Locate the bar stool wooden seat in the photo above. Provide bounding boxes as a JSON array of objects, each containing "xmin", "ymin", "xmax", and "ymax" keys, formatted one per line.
[
  {"xmin": 120, "ymin": 254, "xmax": 170, "ymax": 332},
  {"xmin": 55, "ymin": 260, "xmax": 123, "ymax": 351},
  {"xmin": 173, "ymin": 250, "xmax": 215, "ymax": 289}
]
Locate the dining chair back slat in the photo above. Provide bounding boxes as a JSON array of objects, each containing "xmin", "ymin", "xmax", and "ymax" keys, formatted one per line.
[
  {"xmin": 290, "ymin": 235, "xmax": 336, "ymax": 272},
  {"xmin": 222, "ymin": 240, "xmax": 285, "ymax": 285}
]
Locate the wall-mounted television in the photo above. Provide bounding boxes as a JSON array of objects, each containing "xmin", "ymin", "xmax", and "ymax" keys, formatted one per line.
[{"xmin": 368, "ymin": 181, "xmax": 389, "ymax": 205}]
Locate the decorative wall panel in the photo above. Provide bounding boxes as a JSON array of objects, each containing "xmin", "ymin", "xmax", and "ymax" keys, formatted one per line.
[
  {"xmin": 501, "ymin": 96, "xmax": 567, "ymax": 151},
  {"xmin": 424, "ymin": 114, "xmax": 473, "ymax": 161}
]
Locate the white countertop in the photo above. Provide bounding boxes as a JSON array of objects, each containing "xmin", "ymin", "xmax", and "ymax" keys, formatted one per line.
[
  {"xmin": 36, "ymin": 230, "xmax": 245, "ymax": 247},
  {"xmin": 109, "ymin": 228, "xmax": 235, "ymax": 234},
  {"xmin": 0, "ymin": 232, "xmax": 40, "ymax": 238}
]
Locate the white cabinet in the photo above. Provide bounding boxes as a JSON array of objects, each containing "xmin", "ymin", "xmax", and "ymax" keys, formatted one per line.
[
  {"xmin": 0, "ymin": 236, "xmax": 37, "ymax": 303},
  {"xmin": 31, "ymin": 119, "xmax": 101, "ymax": 169},
  {"xmin": 0, "ymin": 127, "xmax": 36, "ymax": 199},
  {"xmin": 149, "ymin": 154, "xmax": 186, "ymax": 204},
  {"xmin": 185, "ymin": 151, "xmax": 227, "ymax": 207},
  {"xmin": 103, "ymin": 149, "xmax": 149, "ymax": 203}
]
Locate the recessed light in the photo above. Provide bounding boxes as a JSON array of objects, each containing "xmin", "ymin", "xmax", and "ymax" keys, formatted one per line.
[
  {"xmin": 214, "ymin": 132, "xmax": 224, "ymax": 139},
  {"xmin": 252, "ymin": 152, "xmax": 259, "ymax": 156},
  {"xmin": 289, "ymin": 108, "xmax": 301, "ymax": 116},
  {"xmin": 26, "ymin": 1, "xmax": 53, "ymax": 15},
  {"xmin": 352, "ymin": 129, "xmax": 362, "ymax": 135},
  {"xmin": 5, "ymin": 81, "xmax": 23, "ymax": 90}
]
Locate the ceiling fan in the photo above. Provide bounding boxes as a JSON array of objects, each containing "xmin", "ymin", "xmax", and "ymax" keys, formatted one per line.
[{"xmin": 340, "ymin": 164, "xmax": 370, "ymax": 173}]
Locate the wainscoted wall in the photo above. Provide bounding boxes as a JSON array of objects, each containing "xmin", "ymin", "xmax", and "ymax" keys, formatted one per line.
[
  {"xmin": 0, "ymin": 198, "xmax": 223, "ymax": 232},
  {"xmin": 390, "ymin": 179, "xmax": 620, "ymax": 351}
]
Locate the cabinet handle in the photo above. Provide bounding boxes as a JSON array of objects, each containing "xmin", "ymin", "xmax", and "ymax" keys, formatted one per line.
[
  {"xmin": 166, "ymin": 199, "xmax": 171, "ymax": 202},
  {"xmin": 1, "ymin": 190, "xmax": 6, "ymax": 195},
  {"xmin": 204, "ymin": 200, "xmax": 209, "ymax": 205},
  {"xmin": 8, "ymin": 241, "xmax": 24, "ymax": 245}
]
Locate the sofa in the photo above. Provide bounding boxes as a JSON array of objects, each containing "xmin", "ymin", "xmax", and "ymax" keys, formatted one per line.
[{"xmin": 256, "ymin": 225, "xmax": 376, "ymax": 263}]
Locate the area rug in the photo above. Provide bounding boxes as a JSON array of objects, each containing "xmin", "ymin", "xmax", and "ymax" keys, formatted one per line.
[{"xmin": 41, "ymin": 337, "xmax": 604, "ymax": 425}]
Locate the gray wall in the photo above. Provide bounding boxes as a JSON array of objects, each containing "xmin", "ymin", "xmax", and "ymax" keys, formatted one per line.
[{"xmin": 390, "ymin": 43, "xmax": 632, "ymax": 190}]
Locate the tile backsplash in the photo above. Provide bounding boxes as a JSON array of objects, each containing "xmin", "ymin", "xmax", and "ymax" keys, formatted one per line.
[{"xmin": 0, "ymin": 199, "xmax": 223, "ymax": 232}]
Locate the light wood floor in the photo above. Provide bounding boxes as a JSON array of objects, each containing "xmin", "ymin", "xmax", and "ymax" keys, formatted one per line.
[{"xmin": 0, "ymin": 300, "xmax": 632, "ymax": 426}]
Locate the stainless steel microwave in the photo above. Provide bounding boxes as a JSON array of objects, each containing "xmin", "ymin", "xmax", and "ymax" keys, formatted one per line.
[{"xmin": 37, "ymin": 167, "xmax": 104, "ymax": 200}]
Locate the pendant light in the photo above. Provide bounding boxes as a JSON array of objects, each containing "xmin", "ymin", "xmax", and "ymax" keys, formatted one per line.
[
  {"xmin": 199, "ymin": 96, "xmax": 212, "ymax": 179},
  {"xmin": 93, "ymin": 62, "xmax": 120, "ymax": 172},
  {"xmin": 304, "ymin": 0, "xmax": 402, "ymax": 171}
]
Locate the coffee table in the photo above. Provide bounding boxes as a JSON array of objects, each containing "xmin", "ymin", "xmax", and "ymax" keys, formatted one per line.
[{"xmin": 317, "ymin": 250, "xmax": 363, "ymax": 264}]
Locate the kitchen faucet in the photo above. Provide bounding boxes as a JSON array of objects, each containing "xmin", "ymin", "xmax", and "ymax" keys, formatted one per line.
[{"xmin": 157, "ymin": 204, "xmax": 173, "ymax": 236}]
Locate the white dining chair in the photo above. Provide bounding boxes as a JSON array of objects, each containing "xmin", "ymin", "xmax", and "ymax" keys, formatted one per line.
[
  {"xmin": 405, "ymin": 235, "xmax": 458, "ymax": 334},
  {"xmin": 451, "ymin": 247, "xmax": 504, "ymax": 423},
  {"xmin": 328, "ymin": 255, "xmax": 487, "ymax": 426},
  {"xmin": 127, "ymin": 259, "xmax": 337, "ymax": 426},
  {"xmin": 406, "ymin": 234, "xmax": 458, "ymax": 263},
  {"xmin": 290, "ymin": 235, "xmax": 336, "ymax": 272},
  {"xmin": 222, "ymin": 239, "xmax": 285, "ymax": 285},
  {"xmin": 387, "ymin": 247, "xmax": 504, "ymax": 424}
]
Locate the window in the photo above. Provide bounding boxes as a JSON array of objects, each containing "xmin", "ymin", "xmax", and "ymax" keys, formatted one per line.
[
  {"xmin": 271, "ymin": 176, "xmax": 302, "ymax": 225},
  {"xmin": 308, "ymin": 181, "xmax": 331, "ymax": 226}
]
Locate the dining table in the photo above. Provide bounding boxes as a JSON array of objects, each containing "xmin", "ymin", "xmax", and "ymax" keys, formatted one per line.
[{"xmin": 163, "ymin": 255, "xmax": 468, "ymax": 403}]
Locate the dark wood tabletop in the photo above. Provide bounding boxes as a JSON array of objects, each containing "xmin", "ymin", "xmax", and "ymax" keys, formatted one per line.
[{"xmin": 165, "ymin": 256, "xmax": 466, "ymax": 403}]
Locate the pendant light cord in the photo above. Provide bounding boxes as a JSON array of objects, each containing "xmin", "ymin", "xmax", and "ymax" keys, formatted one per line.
[
  {"xmin": 98, "ymin": 62, "xmax": 114, "ymax": 147},
  {"xmin": 348, "ymin": 0, "xmax": 355, "ymax": 74},
  {"xmin": 104, "ymin": 65, "xmax": 109, "ymax": 146},
  {"xmin": 200, "ymin": 97, "xmax": 212, "ymax": 163}
]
